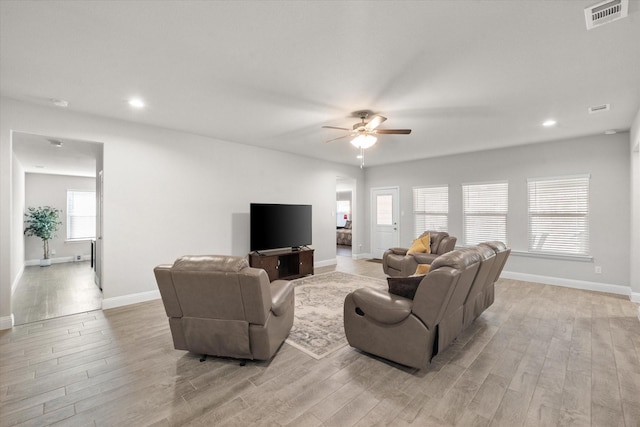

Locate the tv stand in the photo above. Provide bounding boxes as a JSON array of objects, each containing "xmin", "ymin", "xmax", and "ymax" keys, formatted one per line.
[{"xmin": 249, "ymin": 248, "xmax": 314, "ymax": 282}]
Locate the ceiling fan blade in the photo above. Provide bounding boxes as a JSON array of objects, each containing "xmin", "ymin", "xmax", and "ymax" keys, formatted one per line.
[
  {"xmin": 322, "ymin": 126, "xmax": 351, "ymax": 131},
  {"xmin": 375, "ymin": 129, "xmax": 412, "ymax": 135},
  {"xmin": 365, "ymin": 115, "xmax": 387, "ymax": 131},
  {"xmin": 324, "ymin": 134, "xmax": 352, "ymax": 143}
]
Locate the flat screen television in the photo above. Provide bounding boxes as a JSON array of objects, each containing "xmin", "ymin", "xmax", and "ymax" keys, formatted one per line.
[{"xmin": 250, "ymin": 203, "xmax": 312, "ymax": 252}]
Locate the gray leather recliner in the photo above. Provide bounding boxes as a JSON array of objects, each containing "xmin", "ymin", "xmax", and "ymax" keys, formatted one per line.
[
  {"xmin": 154, "ymin": 255, "xmax": 295, "ymax": 361},
  {"xmin": 382, "ymin": 231, "xmax": 457, "ymax": 277}
]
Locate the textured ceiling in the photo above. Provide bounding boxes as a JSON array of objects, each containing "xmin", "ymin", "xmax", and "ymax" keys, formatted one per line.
[{"xmin": 2, "ymin": 0, "xmax": 639, "ymax": 173}]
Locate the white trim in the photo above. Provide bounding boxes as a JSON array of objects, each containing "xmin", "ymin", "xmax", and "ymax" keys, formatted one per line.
[
  {"xmin": 502, "ymin": 270, "xmax": 632, "ymax": 298},
  {"xmin": 631, "ymin": 291, "xmax": 640, "ymax": 304},
  {"xmin": 101, "ymin": 290, "xmax": 160, "ymax": 310},
  {"xmin": 11, "ymin": 264, "xmax": 24, "ymax": 295},
  {"xmin": 353, "ymin": 252, "xmax": 373, "ymax": 260},
  {"xmin": 527, "ymin": 173, "xmax": 591, "ymax": 183},
  {"xmin": 315, "ymin": 258, "xmax": 337, "ymax": 268},
  {"xmin": 25, "ymin": 255, "xmax": 89, "ymax": 266},
  {"xmin": 510, "ymin": 250, "xmax": 593, "ymax": 262},
  {"xmin": 0, "ymin": 314, "xmax": 14, "ymax": 330}
]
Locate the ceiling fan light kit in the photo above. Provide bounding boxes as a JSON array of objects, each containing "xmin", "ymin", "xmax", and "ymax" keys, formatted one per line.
[
  {"xmin": 350, "ymin": 134, "xmax": 377, "ymax": 149},
  {"xmin": 322, "ymin": 111, "xmax": 412, "ymax": 167}
]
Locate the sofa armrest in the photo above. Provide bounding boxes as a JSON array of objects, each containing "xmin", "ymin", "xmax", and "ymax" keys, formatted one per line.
[
  {"xmin": 411, "ymin": 253, "xmax": 437, "ymax": 265},
  {"xmin": 389, "ymin": 247, "xmax": 409, "ymax": 255},
  {"xmin": 270, "ymin": 280, "xmax": 294, "ymax": 316},
  {"xmin": 350, "ymin": 287, "xmax": 413, "ymax": 324}
]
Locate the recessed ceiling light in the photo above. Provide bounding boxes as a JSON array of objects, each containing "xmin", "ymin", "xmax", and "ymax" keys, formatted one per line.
[
  {"xmin": 51, "ymin": 99, "xmax": 68, "ymax": 108},
  {"xmin": 542, "ymin": 119, "xmax": 557, "ymax": 127},
  {"xmin": 128, "ymin": 98, "xmax": 145, "ymax": 108},
  {"xmin": 604, "ymin": 129, "xmax": 617, "ymax": 135},
  {"xmin": 48, "ymin": 139, "xmax": 63, "ymax": 148}
]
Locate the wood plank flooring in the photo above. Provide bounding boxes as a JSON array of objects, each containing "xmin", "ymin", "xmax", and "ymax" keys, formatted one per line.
[
  {"xmin": 1, "ymin": 255, "xmax": 639, "ymax": 426},
  {"xmin": 11, "ymin": 262, "xmax": 102, "ymax": 326}
]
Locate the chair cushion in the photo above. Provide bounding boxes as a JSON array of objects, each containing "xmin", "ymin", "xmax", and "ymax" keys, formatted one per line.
[
  {"xmin": 407, "ymin": 234, "xmax": 431, "ymax": 255},
  {"xmin": 415, "ymin": 264, "xmax": 431, "ymax": 275},
  {"xmin": 387, "ymin": 275, "xmax": 425, "ymax": 299}
]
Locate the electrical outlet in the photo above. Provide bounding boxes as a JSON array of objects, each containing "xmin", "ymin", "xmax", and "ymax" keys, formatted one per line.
[
  {"xmin": 595, "ymin": 266, "xmax": 602, "ymax": 274},
  {"xmin": 51, "ymin": 249, "xmax": 56, "ymax": 255}
]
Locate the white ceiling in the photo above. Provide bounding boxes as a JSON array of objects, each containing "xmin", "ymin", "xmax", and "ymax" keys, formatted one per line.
[
  {"xmin": 11, "ymin": 133, "xmax": 101, "ymax": 177},
  {"xmin": 2, "ymin": 1, "xmax": 639, "ymax": 172}
]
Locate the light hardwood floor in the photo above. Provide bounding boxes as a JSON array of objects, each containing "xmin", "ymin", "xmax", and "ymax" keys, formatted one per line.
[
  {"xmin": 11, "ymin": 262, "xmax": 102, "ymax": 326},
  {"xmin": 1, "ymin": 256, "xmax": 639, "ymax": 426}
]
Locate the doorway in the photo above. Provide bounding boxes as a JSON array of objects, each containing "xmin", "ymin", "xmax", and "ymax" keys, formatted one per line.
[
  {"xmin": 371, "ymin": 186, "xmax": 399, "ymax": 259},
  {"xmin": 336, "ymin": 177, "xmax": 356, "ymax": 258},
  {"xmin": 12, "ymin": 132, "xmax": 103, "ymax": 325}
]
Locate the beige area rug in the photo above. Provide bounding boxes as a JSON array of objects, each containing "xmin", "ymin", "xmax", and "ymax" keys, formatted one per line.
[{"xmin": 286, "ymin": 271, "xmax": 386, "ymax": 360}]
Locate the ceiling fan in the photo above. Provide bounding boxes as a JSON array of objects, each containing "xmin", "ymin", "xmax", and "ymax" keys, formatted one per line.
[{"xmin": 322, "ymin": 111, "xmax": 412, "ymax": 167}]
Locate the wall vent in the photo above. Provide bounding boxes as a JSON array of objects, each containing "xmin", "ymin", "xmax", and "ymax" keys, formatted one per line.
[
  {"xmin": 585, "ymin": 0, "xmax": 628, "ymax": 30},
  {"xmin": 588, "ymin": 104, "xmax": 611, "ymax": 114}
]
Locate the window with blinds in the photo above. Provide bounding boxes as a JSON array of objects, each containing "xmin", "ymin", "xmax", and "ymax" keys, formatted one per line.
[
  {"xmin": 462, "ymin": 181, "xmax": 508, "ymax": 245},
  {"xmin": 413, "ymin": 185, "xmax": 448, "ymax": 237},
  {"xmin": 528, "ymin": 175, "xmax": 590, "ymax": 256},
  {"xmin": 67, "ymin": 190, "xmax": 96, "ymax": 240}
]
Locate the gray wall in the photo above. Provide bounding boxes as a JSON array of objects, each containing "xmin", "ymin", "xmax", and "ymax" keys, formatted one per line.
[
  {"xmin": 630, "ymin": 109, "xmax": 640, "ymax": 297},
  {"xmin": 364, "ymin": 133, "xmax": 631, "ymax": 288},
  {"xmin": 1, "ymin": 97, "xmax": 364, "ymax": 325},
  {"xmin": 23, "ymin": 173, "xmax": 96, "ymax": 262}
]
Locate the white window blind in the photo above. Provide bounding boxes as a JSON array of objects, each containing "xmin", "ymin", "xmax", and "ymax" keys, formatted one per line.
[
  {"xmin": 67, "ymin": 190, "xmax": 96, "ymax": 240},
  {"xmin": 463, "ymin": 181, "xmax": 508, "ymax": 245},
  {"xmin": 413, "ymin": 185, "xmax": 448, "ymax": 237},
  {"xmin": 528, "ymin": 175, "xmax": 589, "ymax": 256}
]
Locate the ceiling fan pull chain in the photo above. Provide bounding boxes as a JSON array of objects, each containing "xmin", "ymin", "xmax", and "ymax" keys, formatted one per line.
[{"xmin": 360, "ymin": 147, "xmax": 364, "ymax": 168}]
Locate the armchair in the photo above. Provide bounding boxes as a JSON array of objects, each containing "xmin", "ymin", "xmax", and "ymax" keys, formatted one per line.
[
  {"xmin": 154, "ymin": 255, "xmax": 295, "ymax": 361},
  {"xmin": 382, "ymin": 231, "xmax": 457, "ymax": 277}
]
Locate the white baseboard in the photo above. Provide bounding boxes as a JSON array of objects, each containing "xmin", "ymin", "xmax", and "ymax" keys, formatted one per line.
[
  {"xmin": 502, "ymin": 270, "xmax": 633, "ymax": 299},
  {"xmin": 102, "ymin": 290, "xmax": 160, "ymax": 310},
  {"xmin": 353, "ymin": 252, "xmax": 373, "ymax": 260},
  {"xmin": 631, "ymin": 291, "xmax": 640, "ymax": 304},
  {"xmin": 0, "ymin": 314, "xmax": 14, "ymax": 330},
  {"xmin": 25, "ymin": 255, "xmax": 89, "ymax": 266},
  {"xmin": 315, "ymin": 258, "xmax": 337, "ymax": 268}
]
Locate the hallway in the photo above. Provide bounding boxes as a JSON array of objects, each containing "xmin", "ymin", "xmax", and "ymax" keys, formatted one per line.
[{"xmin": 11, "ymin": 261, "xmax": 102, "ymax": 325}]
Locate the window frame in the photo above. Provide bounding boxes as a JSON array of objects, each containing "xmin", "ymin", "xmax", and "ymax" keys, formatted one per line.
[
  {"xmin": 462, "ymin": 180, "xmax": 508, "ymax": 246},
  {"xmin": 66, "ymin": 190, "xmax": 96, "ymax": 241},
  {"xmin": 412, "ymin": 185, "xmax": 449, "ymax": 237},
  {"xmin": 527, "ymin": 174, "xmax": 590, "ymax": 257}
]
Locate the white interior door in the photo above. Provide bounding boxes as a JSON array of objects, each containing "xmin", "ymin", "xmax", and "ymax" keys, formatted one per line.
[{"xmin": 371, "ymin": 187, "xmax": 399, "ymax": 259}]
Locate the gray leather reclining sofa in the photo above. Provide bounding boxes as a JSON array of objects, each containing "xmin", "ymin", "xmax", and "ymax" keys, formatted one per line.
[{"xmin": 344, "ymin": 242, "xmax": 509, "ymax": 369}]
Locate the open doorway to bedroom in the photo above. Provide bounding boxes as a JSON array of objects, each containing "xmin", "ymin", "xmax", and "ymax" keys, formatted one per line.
[
  {"xmin": 336, "ymin": 177, "xmax": 355, "ymax": 258},
  {"xmin": 12, "ymin": 132, "xmax": 103, "ymax": 325}
]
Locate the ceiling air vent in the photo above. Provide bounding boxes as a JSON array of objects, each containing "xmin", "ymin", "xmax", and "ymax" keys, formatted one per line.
[
  {"xmin": 585, "ymin": 0, "xmax": 628, "ymax": 30},
  {"xmin": 588, "ymin": 104, "xmax": 611, "ymax": 114}
]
